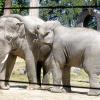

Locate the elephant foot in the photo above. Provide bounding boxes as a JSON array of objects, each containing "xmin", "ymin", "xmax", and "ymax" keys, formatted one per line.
[
  {"xmin": 63, "ymin": 87, "xmax": 71, "ymax": 93},
  {"xmin": 48, "ymin": 87, "xmax": 67, "ymax": 93},
  {"xmin": 88, "ymin": 89, "xmax": 100, "ymax": 96},
  {"xmin": 27, "ymin": 84, "xmax": 40, "ymax": 90},
  {"xmin": 41, "ymin": 85, "xmax": 51, "ymax": 90},
  {"xmin": 0, "ymin": 84, "xmax": 10, "ymax": 90}
]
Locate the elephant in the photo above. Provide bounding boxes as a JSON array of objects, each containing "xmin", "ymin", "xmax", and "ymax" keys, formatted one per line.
[
  {"xmin": 1, "ymin": 14, "xmax": 52, "ymax": 89},
  {"xmin": 35, "ymin": 20, "xmax": 100, "ymax": 96},
  {"xmin": 0, "ymin": 16, "xmax": 43, "ymax": 89}
]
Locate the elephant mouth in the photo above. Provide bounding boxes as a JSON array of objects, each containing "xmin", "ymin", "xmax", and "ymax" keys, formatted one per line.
[
  {"xmin": 42, "ymin": 42, "xmax": 53, "ymax": 48},
  {"xmin": 33, "ymin": 40, "xmax": 53, "ymax": 49}
]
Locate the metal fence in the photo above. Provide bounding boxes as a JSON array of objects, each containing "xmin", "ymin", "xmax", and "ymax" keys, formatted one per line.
[{"xmin": 0, "ymin": 5, "xmax": 100, "ymax": 90}]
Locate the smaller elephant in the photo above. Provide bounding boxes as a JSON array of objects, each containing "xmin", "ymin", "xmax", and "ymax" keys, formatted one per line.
[
  {"xmin": 35, "ymin": 20, "xmax": 100, "ymax": 96},
  {"xmin": 0, "ymin": 16, "xmax": 39, "ymax": 89}
]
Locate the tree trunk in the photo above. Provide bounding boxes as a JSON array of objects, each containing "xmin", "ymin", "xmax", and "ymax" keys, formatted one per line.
[
  {"xmin": 29, "ymin": 0, "xmax": 39, "ymax": 17},
  {"xmin": 4, "ymin": 0, "xmax": 12, "ymax": 15}
]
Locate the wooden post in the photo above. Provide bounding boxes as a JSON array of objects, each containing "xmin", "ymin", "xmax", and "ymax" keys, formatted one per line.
[
  {"xmin": 3, "ymin": 0, "xmax": 12, "ymax": 15},
  {"xmin": 29, "ymin": 0, "xmax": 39, "ymax": 17}
]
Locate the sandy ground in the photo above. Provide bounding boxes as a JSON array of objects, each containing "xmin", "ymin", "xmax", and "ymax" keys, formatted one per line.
[{"xmin": 0, "ymin": 85, "xmax": 100, "ymax": 100}]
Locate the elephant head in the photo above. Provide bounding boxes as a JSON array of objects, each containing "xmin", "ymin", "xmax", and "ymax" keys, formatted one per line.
[
  {"xmin": 35, "ymin": 20, "xmax": 61, "ymax": 45},
  {"xmin": 0, "ymin": 17, "xmax": 24, "ymax": 60},
  {"xmin": 2, "ymin": 14, "xmax": 45, "ymax": 45},
  {"xmin": 2, "ymin": 14, "xmax": 45, "ymax": 35},
  {"xmin": 5, "ymin": 18, "xmax": 25, "ymax": 41},
  {"xmin": 0, "ymin": 17, "xmax": 27, "ymax": 72}
]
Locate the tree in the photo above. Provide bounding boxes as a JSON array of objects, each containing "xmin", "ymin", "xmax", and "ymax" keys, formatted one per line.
[
  {"xmin": 1, "ymin": 0, "xmax": 99, "ymax": 26},
  {"xmin": 40, "ymin": 0, "xmax": 100, "ymax": 27},
  {"xmin": 40, "ymin": 0, "xmax": 84, "ymax": 26},
  {"xmin": 12, "ymin": 0, "xmax": 29, "ymax": 15},
  {"xmin": 0, "ymin": 0, "xmax": 5, "ymax": 16},
  {"xmin": 4, "ymin": 0, "xmax": 12, "ymax": 15},
  {"xmin": 29, "ymin": 0, "xmax": 39, "ymax": 17},
  {"xmin": 12, "ymin": 0, "xmax": 39, "ymax": 16}
]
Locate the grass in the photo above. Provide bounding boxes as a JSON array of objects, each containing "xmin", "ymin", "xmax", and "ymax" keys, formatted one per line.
[
  {"xmin": 71, "ymin": 70, "xmax": 89, "ymax": 87},
  {"xmin": 10, "ymin": 57, "xmax": 28, "ymax": 82}
]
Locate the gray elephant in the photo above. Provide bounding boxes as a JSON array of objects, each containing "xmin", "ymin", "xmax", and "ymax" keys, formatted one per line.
[
  {"xmin": 35, "ymin": 20, "xmax": 100, "ymax": 96},
  {"xmin": 0, "ymin": 16, "xmax": 42, "ymax": 89},
  {"xmin": 1, "ymin": 14, "xmax": 52, "ymax": 89}
]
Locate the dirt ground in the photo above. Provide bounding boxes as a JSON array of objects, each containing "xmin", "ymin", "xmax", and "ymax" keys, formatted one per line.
[
  {"xmin": 0, "ymin": 58, "xmax": 99, "ymax": 100},
  {"xmin": 0, "ymin": 84, "xmax": 100, "ymax": 100}
]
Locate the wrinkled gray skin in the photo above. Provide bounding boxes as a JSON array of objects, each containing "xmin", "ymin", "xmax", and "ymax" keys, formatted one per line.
[
  {"xmin": 36, "ymin": 20, "xmax": 100, "ymax": 96},
  {"xmin": 1, "ymin": 14, "xmax": 51, "ymax": 89},
  {"xmin": 0, "ymin": 16, "xmax": 42, "ymax": 90}
]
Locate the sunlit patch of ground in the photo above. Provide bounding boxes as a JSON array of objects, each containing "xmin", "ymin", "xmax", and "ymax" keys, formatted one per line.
[
  {"xmin": 10, "ymin": 57, "xmax": 100, "ymax": 88},
  {"xmin": 10, "ymin": 58, "xmax": 87, "ymax": 86}
]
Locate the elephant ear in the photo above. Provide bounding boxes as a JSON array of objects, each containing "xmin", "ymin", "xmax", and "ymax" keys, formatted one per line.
[
  {"xmin": 16, "ymin": 22, "xmax": 25, "ymax": 38},
  {"xmin": 46, "ymin": 20, "xmax": 61, "ymax": 30},
  {"xmin": 5, "ymin": 22, "xmax": 26, "ymax": 42}
]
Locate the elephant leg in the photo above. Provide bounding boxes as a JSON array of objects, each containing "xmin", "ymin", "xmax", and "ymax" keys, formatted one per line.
[
  {"xmin": 41, "ymin": 64, "xmax": 50, "ymax": 90},
  {"xmin": 5, "ymin": 54, "xmax": 17, "ymax": 88},
  {"xmin": 36, "ymin": 61, "xmax": 42, "ymax": 86},
  {"xmin": 22, "ymin": 40, "xmax": 40, "ymax": 90},
  {"xmin": 0, "ymin": 63, "xmax": 7, "ymax": 89},
  {"xmin": 62, "ymin": 67, "xmax": 71, "ymax": 92},
  {"xmin": 88, "ymin": 73, "xmax": 100, "ymax": 96},
  {"xmin": 83, "ymin": 55, "xmax": 100, "ymax": 96},
  {"xmin": 43, "ymin": 65, "xmax": 50, "ymax": 84},
  {"xmin": 0, "ymin": 54, "xmax": 11, "ymax": 90},
  {"xmin": 48, "ymin": 59, "xmax": 63, "ymax": 93},
  {"xmin": 0, "ymin": 54, "xmax": 17, "ymax": 89}
]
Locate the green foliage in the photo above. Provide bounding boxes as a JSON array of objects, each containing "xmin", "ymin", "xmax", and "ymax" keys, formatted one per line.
[
  {"xmin": 39, "ymin": 0, "xmax": 89, "ymax": 26},
  {"xmin": 0, "ymin": 0, "xmax": 99, "ymax": 27},
  {"xmin": 12, "ymin": 0, "xmax": 29, "ymax": 15},
  {"xmin": 0, "ymin": 0, "xmax": 4, "ymax": 16}
]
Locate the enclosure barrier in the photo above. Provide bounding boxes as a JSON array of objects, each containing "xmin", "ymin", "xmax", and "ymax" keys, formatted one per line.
[
  {"xmin": 0, "ymin": 5, "xmax": 100, "ymax": 9},
  {"xmin": 0, "ymin": 79, "xmax": 100, "ymax": 90},
  {"xmin": 0, "ymin": 5, "xmax": 100, "ymax": 90}
]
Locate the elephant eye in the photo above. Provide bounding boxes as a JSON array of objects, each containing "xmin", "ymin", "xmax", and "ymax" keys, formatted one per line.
[
  {"xmin": 46, "ymin": 31, "xmax": 50, "ymax": 36},
  {"xmin": 37, "ymin": 25, "xmax": 40, "ymax": 30},
  {"xmin": 46, "ymin": 31, "xmax": 50, "ymax": 34},
  {"xmin": 43, "ymin": 32, "xmax": 49, "ymax": 38}
]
